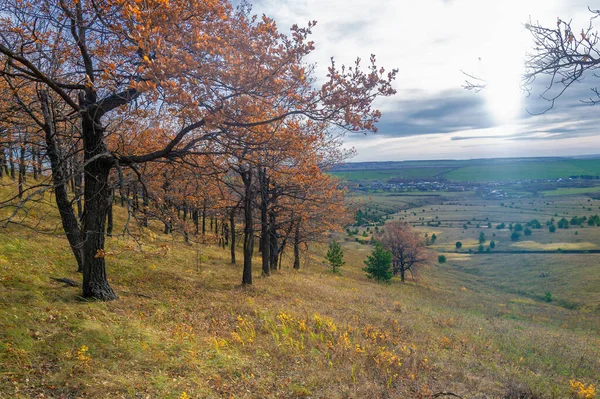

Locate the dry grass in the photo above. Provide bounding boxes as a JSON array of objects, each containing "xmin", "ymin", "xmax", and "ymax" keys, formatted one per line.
[
  {"xmin": 510, "ymin": 241, "xmax": 597, "ymax": 251},
  {"xmin": 1, "ymin": 179, "xmax": 599, "ymax": 398}
]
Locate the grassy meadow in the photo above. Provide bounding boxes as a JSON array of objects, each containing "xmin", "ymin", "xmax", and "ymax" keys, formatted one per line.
[
  {"xmin": 1, "ymin": 176, "xmax": 600, "ymax": 398},
  {"xmin": 332, "ymin": 157, "xmax": 600, "ymax": 182}
]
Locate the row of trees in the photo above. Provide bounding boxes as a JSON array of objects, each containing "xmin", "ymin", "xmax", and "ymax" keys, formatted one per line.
[{"xmin": 0, "ymin": 0, "xmax": 397, "ymax": 300}]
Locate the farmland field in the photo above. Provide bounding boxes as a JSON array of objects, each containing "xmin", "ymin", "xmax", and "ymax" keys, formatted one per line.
[
  {"xmin": 333, "ymin": 157, "xmax": 600, "ymax": 182},
  {"xmin": 330, "ymin": 166, "xmax": 453, "ymax": 181},
  {"xmin": 441, "ymin": 160, "xmax": 590, "ymax": 181}
]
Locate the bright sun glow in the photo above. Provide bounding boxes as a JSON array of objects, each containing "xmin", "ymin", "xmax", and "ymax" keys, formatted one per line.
[
  {"xmin": 485, "ymin": 62, "xmax": 523, "ymax": 123},
  {"xmin": 480, "ymin": 6, "xmax": 529, "ymax": 124}
]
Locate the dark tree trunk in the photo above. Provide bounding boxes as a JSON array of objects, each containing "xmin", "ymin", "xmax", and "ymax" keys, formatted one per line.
[
  {"xmin": 293, "ymin": 223, "xmax": 300, "ymax": 270},
  {"xmin": 192, "ymin": 208, "xmax": 199, "ymax": 234},
  {"xmin": 230, "ymin": 206, "xmax": 236, "ymax": 264},
  {"xmin": 222, "ymin": 219, "xmax": 228, "ymax": 248},
  {"xmin": 40, "ymin": 91, "xmax": 84, "ymax": 272},
  {"xmin": 242, "ymin": 167, "xmax": 254, "ymax": 285},
  {"xmin": 259, "ymin": 169, "xmax": 270, "ymax": 276},
  {"xmin": 36, "ymin": 149, "xmax": 42, "ymax": 179},
  {"xmin": 17, "ymin": 143, "xmax": 26, "ymax": 199},
  {"xmin": 202, "ymin": 199, "xmax": 206, "ymax": 236},
  {"xmin": 182, "ymin": 204, "xmax": 189, "ymax": 242},
  {"xmin": 269, "ymin": 211, "xmax": 278, "ymax": 270},
  {"xmin": 0, "ymin": 145, "xmax": 7, "ymax": 177},
  {"xmin": 133, "ymin": 190, "xmax": 139, "ymax": 213},
  {"xmin": 32, "ymin": 149, "xmax": 38, "ymax": 180},
  {"xmin": 72, "ymin": 143, "xmax": 84, "ymax": 219},
  {"xmin": 80, "ymin": 104, "xmax": 117, "ymax": 301},
  {"xmin": 106, "ymin": 201, "xmax": 113, "ymax": 236},
  {"xmin": 0, "ymin": 148, "xmax": 6, "ymax": 178},
  {"xmin": 142, "ymin": 189, "xmax": 149, "ymax": 227},
  {"xmin": 400, "ymin": 268, "xmax": 405, "ymax": 282},
  {"xmin": 9, "ymin": 144, "xmax": 15, "ymax": 180},
  {"xmin": 164, "ymin": 216, "xmax": 171, "ymax": 234}
]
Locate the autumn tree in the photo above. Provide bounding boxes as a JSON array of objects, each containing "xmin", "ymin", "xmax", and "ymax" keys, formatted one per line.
[
  {"xmin": 377, "ymin": 221, "xmax": 430, "ymax": 282},
  {"xmin": 0, "ymin": 0, "xmax": 396, "ymax": 299}
]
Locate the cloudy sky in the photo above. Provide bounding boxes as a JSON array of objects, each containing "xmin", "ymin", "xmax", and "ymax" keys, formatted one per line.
[{"xmin": 252, "ymin": 0, "xmax": 600, "ymax": 161}]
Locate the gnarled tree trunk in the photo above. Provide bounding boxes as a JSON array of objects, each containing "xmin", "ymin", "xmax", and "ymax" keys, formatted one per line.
[
  {"xmin": 242, "ymin": 167, "xmax": 254, "ymax": 285},
  {"xmin": 80, "ymin": 106, "xmax": 117, "ymax": 301}
]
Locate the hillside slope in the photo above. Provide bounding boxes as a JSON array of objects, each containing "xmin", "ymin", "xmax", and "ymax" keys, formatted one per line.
[{"xmin": 1, "ymin": 191, "xmax": 599, "ymax": 398}]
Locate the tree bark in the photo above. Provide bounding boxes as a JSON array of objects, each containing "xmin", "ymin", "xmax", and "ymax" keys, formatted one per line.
[
  {"xmin": 229, "ymin": 206, "xmax": 236, "ymax": 264},
  {"xmin": 242, "ymin": 167, "xmax": 254, "ymax": 285},
  {"xmin": 17, "ymin": 143, "xmax": 26, "ymax": 199},
  {"xmin": 142, "ymin": 189, "xmax": 149, "ymax": 227},
  {"xmin": 106, "ymin": 201, "xmax": 113, "ymax": 236},
  {"xmin": 32, "ymin": 149, "xmax": 38, "ymax": 180},
  {"xmin": 40, "ymin": 91, "xmax": 84, "ymax": 272},
  {"xmin": 202, "ymin": 199, "xmax": 206, "ymax": 236},
  {"xmin": 0, "ymin": 147, "xmax": 7, "ymax": 177},
  {"xmin": 269, "ymin": 210, "xmax": 278, "ymax": 270},
  {"xmin": 259, "ymin": 168, "xmax": 270, "ymax": 276},
  {"xmin": 9, "ymin": 144, "xmax": 15, "ymax": 180},
  {"xmin": 80, "ymin": 102, "xmax": 117, "ymax": 301},
  {"xmin": 193, "ymin": 208, "xmax": 199, "ymax": 234},
  {"xmin": 293, "ymin": 222, "xmax": 300, "ymax": 270}
]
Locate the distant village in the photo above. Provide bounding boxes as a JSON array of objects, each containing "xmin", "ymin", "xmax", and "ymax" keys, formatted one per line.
[{"xmin": 343, "ymin": 176, "xmax": 600, "ymax": 199}]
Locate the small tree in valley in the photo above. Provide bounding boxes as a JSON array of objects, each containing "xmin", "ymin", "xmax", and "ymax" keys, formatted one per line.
[
  {"xmin": 378, "ymin": 221, "xmax": 430, "ymax": 282},
  {"xmin": 326, "ymin": 240, "xmax": 345, "ymax": 274},
  {"xmin": 363, "ymin": 243, "xmax": 393, "ymax": 283}
]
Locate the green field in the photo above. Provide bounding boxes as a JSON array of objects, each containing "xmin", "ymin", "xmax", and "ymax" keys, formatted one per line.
[
  {"xmin": 334, "ymin": 157, "xmax": 600, "ymax": 182},
  {"xmin": 566, "ymin": 159, "xmax": 600, "ymax": 174},
  {"xmin": 541, "ymin": 186, "xmax": 600, "ymax": 196},
  {"xmin": 442, "ymin": 161, "xmax": 590, "ymax": 181},
  {"xmin": 331, "ymin": 166, "xmax": 452, "ymax": 180}
]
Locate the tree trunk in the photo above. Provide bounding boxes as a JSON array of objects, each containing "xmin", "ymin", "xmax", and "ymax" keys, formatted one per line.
[
  {"xmin": 142, "ymin": 189, "xmax": 149, "ymax": 227},
  {"xmin": 106, "ymin": 201, "xmax": 113, "ymax": 236},
  {"xmin": 32, "ymin": 149, "xmax": 38, "ymax": 180},
  {"xmin": 17, "ymin": 143, "xmax": 26, "ymax": 199},
  {"xmin": 293, "ymin": 223, "xmax": 300, "ymax": 270},
  {"xmin": 40, "ymin": 91, "xmax": 84, "ymax": 272},
  {"xmin": 269, "ymin": 211, "xmax": 278, "ymax": 270},
  {"xmin": 259, "ymin": 169, "xmax": 270, "ymax": 276},
  {"xmin": 72, "ymin": 140, "xmax": 84, "ymax": 219},
  {"xmin": 202, "ymin": 199, "xmax": 206, "ymax": 236},
  {"xmin": 222, "ymin": 219, "xmax": 228, "ymax": 248},
  {"xmin": 35, "ymin": 149, "xmax": 42, "ymax": 179},
  {"xmin": 242, "ymin": 167, "xmax": 254, "ymax": 285},
  {"xmin": 80, "ymin": 105, "xmax": 117, "ymax": 301},
  {"xmin": 9, "ymin": 144, "xmax": 15, "ymax": 180},
  {"xmin": 0, "ymin": 145, "xmax": 7, "ymax": 177},
  {"xmin": 400, "ymin": 267, "xmax": 405, "ymax": 282},
  {"xmin": 193, "ymin": 208, "xmax": 199, "ymax": 235},
  {"xmin": 230, "ymin": 206, "xmax": 236, "ymax": 264}
]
